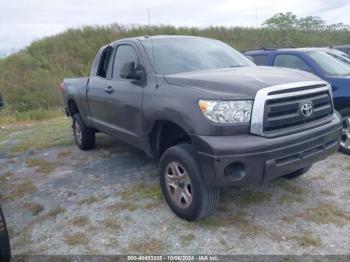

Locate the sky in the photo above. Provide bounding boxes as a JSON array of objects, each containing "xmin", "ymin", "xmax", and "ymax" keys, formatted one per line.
[{"xmin": 1, "ymin": 0, "xmax": 350, "ymax": 56}]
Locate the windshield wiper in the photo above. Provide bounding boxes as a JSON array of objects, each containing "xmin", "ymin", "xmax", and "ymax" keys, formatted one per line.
[{"xmin": 229, "ymin": 65, "xmax": 244, "ymax": 68}]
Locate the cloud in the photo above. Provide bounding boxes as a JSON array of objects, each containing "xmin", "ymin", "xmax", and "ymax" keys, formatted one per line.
[{"xmin": 0, "ymin": 0, "xmax": 349, "ymax": 55}]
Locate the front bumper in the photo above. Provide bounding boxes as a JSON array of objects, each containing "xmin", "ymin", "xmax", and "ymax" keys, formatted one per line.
[{"xmin": 191, "ymin": 114, "xmax": 342, "ymax": 187}]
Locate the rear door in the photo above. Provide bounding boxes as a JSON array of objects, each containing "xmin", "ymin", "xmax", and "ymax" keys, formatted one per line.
[
  {"xmin": 87, "ymin": 45, "xmax": 114, "ymax": 130},
  {"xmin": 103, "ymin": 43, "xmax": 144, "ymax": 148}
]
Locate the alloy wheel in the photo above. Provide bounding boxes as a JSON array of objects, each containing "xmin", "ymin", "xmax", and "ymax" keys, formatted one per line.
[
  {"xmin": 74, "ymin": 121, "xmax": 83, "ymax": 145},
  {"xmin": 341, "ymin": 116, "xmax": 350, "ymax": 150},
  {"xmin": 165, "ymin": 162, "xmax": 193, "ymax": 209}
]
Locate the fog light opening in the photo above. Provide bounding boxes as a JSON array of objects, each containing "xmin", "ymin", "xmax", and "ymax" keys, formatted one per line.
[{"xmin": 224, "ymin": 162, "xmax": 246, "ymax": 181}]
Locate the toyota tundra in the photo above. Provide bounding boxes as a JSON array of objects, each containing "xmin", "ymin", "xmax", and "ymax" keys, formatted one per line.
[{"xmin": 61, "ymin": 36, "xmax": 342, "ymax": 221}]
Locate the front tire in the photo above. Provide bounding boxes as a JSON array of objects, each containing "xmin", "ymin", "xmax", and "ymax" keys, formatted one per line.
[
  {"xmin": 73, "ymin": 113, "xmax": 95, "ymax": 150},
  {"xmin": 0, "ymin": 206, "xmax": 11, "ymax": 261},
  {"xmin": 160, "ymin": 144, "xmax": 220, "ymax": 221}
]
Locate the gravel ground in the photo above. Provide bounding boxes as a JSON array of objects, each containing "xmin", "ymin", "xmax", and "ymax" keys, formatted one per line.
[{"xmin": 0, "ymin": 117, "xmax": 349, "ymax": 255}]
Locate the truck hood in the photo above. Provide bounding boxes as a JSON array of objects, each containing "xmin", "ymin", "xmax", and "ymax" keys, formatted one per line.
[{"xmin": 164, "ymin": 66, "xmax": 321, "ymax": 98}]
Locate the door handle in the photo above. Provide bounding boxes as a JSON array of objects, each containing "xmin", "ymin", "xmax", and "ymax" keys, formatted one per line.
[{"xmin": 104, "ymin": 86, "xmax": 114, "ymax": 94}]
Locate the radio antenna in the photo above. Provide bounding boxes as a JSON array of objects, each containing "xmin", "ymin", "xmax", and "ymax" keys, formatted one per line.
[{"xmin": 147, "ymin": 8, "xmax": 158, "ymax": 88}]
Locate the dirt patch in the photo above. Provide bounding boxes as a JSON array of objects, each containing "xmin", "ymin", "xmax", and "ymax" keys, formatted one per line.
[
  {"xmin": 3, "ymin": 181, "xmax": 37, "ymax": 201},
  {"xmin": 72, "ymin": 216, "xmax": 89, "ymax": 227},
  {"xmin": 79, "ymin": 196, "xmax": 99, "ymax": 205},
  {"xmin": 128, "ymin": 238, "xmax": 164, "ymax": 255},
  {"xmin": 23, "ymin": 202, "xmax": 44, "ymax": 216},
  {"xmin": 26, "ymin": 158, "xmax": 59, "ymax": 174}
]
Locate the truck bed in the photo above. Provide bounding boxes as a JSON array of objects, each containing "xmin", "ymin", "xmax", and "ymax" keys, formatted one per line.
[{"xmin": 64, "ymin": 77, "xmax": 89, "ymax": 91}]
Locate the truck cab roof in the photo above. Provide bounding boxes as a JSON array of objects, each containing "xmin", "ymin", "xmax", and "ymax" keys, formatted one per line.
[{"xmin": 109, "ymin": 35, "xmax": 210, "ymax": 45}]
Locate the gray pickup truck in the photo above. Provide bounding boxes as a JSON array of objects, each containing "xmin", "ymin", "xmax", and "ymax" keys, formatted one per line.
[{"xmin": 62, "ymin": 35, "xmax": 341, "ymax": 221}]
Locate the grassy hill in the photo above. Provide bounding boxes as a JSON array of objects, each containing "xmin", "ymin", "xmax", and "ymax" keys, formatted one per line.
[{"xmin": 1, "ymin": 23, "xmax": 350, "ymax": 117}]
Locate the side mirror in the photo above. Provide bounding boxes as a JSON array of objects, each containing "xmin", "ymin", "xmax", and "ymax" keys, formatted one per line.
[
  {"xmin": 120, "ymin": 62, "xmax": 135, "ymax": 79},
  {"xmin": 133, "ymin": 65, "xmax": 146, "ymax": 81},
  {"xmin": 120, "ymin": 62, "xmax": 146, "ymax": 81}
]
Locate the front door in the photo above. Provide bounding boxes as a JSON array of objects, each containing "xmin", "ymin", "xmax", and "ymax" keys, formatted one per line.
[{"xmin": 103, "ymin": 44, "xmax": 144, "ymax": 148}]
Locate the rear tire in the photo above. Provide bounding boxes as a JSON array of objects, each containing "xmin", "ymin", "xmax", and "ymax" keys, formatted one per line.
[
  {"xmin": 73, "ymin": 113, "xmax": 95, "ymax": 150},
  {"xmin": 0, "ymin": 206, "xmax": 11, "ymax": 261},
  {"xmin": 160, "ymin": 144, "xmax": 220, "ymax": 221},
  {"xmin": 281, "ymin": 165, "xmax": 312, "ymax": 180}
]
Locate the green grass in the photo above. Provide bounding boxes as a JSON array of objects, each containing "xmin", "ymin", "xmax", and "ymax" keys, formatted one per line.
[
  {"xmin": 118, "ymin": 183, "xmax": 162, "ymax": 201},
  {"xmin": 65, "ymin": 233, "xmax": 89, "ymax": 246},
  {"xmin": 72, "ymin": 216, "xmax": 90, "ymax": 227},
  {"xmin": 57, "ymin": 148, "xmax": 72, "ymax": 158},
  {"xmin": 3, "ymin": 181, "xmax": 38, "ymax": 201},
  {"xmin": 79, "ymin": 196, "xmax": 99, "ymax": 205},
  {"xmin": 41, "ymin": 207, "xmax": 66, "ymax": 220},
  {"xmin": 297, "ymin": 203, "xmax": 347, "ymax": 226},
  {"xmin": 0, "ymin": 108, "xmax": 64, "ymax": 125},
  {"xmin": 102, "ymin": 218, "xmax": 122, "ymax": 231},
  {"xmin": 199, "ymin": 212, "xmax": 263, "ymax": 237},
  {"xmin": 180, "ymin": 233, "xmax": 195, "ymax": 246},
  {"xmin": 110, "ymin": 183, "xmax": 162, "ymax": 212},
  {"xmin": 293, "ymin": 230, "xmax": 322, "ymax": 247},
  {"xmin": 221, "ymin": 187, "xmax": 272, "ymax": 207},
  {"xmin": 25, "ymin": 157, "xmax": 59, "ymax": 174},
  {"xmin": 23, "ymin": 202, "xmax": 45, "ymax": 216},
  {"xmin": 0, "ymin": 116, "xmax": 74, "ymax": 154},
  {"xmin": 109, "ymin": 202, "xmax": 140, "ymax": 212},
  {"xmin": 0, "ymin": 171, "xmax": 13, "ymax": 187},
  {"xmin": 128, "ymin": 237, "xmax": 164, "ymax": 255}
]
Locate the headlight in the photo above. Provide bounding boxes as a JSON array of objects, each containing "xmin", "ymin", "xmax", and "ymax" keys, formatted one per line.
[{"xmin": 198, "ymin": 100, "xmax": 253, "ymax": 123}]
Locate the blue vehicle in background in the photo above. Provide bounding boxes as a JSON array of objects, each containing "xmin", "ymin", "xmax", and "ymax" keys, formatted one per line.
[
  {"xmin": 244, "ymin": 48, "xmax": 350, "ymax": 154},
  {"xmin": 332, "ymin": 45, "xmax": 350, "ymax": 56}
]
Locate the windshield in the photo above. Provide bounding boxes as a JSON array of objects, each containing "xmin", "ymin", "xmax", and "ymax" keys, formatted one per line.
[
  {"xmin": 141, "ymin": 37, "xmax": 254, "ymax": 75},
  {"xmin": 308, "ymin": 50, "xmax": 350, "ymax": 76}
]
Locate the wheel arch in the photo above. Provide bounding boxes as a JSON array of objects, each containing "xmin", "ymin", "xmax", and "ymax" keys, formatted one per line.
[
  {"xmin": 147, "ymin": 119, "xmax": 192, "ymax": 158},
  {"xmin": 67, "ymin": 99, "xmax": 79, "ymax": 116}
]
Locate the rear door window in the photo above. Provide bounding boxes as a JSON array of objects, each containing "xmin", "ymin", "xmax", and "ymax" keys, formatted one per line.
[
  {"xmin": 97, "ymin": 46, "xmax": 114, "ymax": 78},
  {"xmin": 273, "ymin": 54, "xmax": 312, "ymax": 72},
  {"xmin": 251, "ymin": 55, "xmax": 269, "ymax": 65}
]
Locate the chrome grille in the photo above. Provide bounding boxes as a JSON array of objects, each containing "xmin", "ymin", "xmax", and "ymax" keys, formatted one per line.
[
  {"xmin": 263, "ymin": 91, "xmax": 333, "ymax": 133},
  {"xmin": 251, "ymin": 81, "xmax": 334, "ymax": 137}
]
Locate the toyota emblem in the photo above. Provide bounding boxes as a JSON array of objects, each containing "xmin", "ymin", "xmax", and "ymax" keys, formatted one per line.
[{"xmin": 300, "ymin": 103, "xmax": 313, "ymax": 118}]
